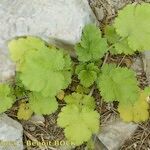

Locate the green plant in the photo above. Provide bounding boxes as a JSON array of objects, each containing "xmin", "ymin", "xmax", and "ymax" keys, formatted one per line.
[
  {"xmin": 0, "ymin": 2, "xmax": 150, "ymax": 147},
  {"xmin": 29, "ymin": 92, "xmax": 58, "ymax": 115},
  {"xmin": 75, "ymin": 63, "xmax": 99, "ymax": 88},
  {"xmin": 8, "ymin": 36, "xmax": 72, "ymax": 115},
  {"xmin": 0, "ymin": 83, "xmax": 14, "ymax": 113},
  {"xmin": 104, "ymin": 25, "xmax": 134, "ymax": 54},
  {"xmin": 9, "ymin": 37, "xmax": 72, "ymax": 97},
  {"xmin": 114, "ymin": 3, "xmax": 150, "ymax": 51},
  {"xmin": 17, "ymin": 102, "xmax": 33, "ymax": 120},
  {"xmin": 118, "ymin": 90, "xmax": 149, "ymax": 122},
  {"xmin": 97, "ymin": 64, "xmax": 140, "ymax": 104},
  {"xmin": 105, "ymin": 3, "xmax": 150, "ymax": 55},
  {"xmin": 75, "ymin": 24, "xmax": 108, "ymax": 62},
  {"xmin": 57, "ymin": 93, "xmax": 99, "ymax": 145}
]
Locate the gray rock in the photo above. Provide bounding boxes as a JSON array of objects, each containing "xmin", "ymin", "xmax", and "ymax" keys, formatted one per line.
[
  {"xmin": 142, "ymin": 51, "xmax": 150, "ymax": 84},
  {"xmin": 0, "ymin": 0, "xmax": 97, "ymax": 82},
  {"xmin": 94, "ymin": 7, "xmax": 104, "ymax": 21},
  {"xmin": 85, "ymin": 135, "xmax": 108, "ymax": 150},
  {"xmin": 30, "ymin": 114, "xmax": 45, "ymax": 123},
  {"xmin": 0, "ymin": 114, "xmax": 23, "ymax": 150},
  {"xmin": 0, "ymin": 53, "xmax": 15, "ymax": 83},
  {"xmin": 97, "ymin": 118, "xmax": 138, "ymax": 150},
  {"xmin": 131, "ymin": 56, "xmax": 144, "ymax": 75}
]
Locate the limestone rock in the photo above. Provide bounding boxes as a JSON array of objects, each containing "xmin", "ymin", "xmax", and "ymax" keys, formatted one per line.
[
  {"xmin": 0, "ymin": 0, "xmax": 97, "ymax": 82},
  {"xmin": 97, "ymin": 118, "xmax": 138, "ymax": 150},
  {"xmin": 0, "ymin": 114, "xmax": 23, "ymax": 150},
  {"xmin": 131, "ymin": 56, "xmax": 144, "ymax": 75}
]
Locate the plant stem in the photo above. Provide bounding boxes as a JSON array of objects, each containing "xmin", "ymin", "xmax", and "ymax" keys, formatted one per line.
[
  {"xmin": 89, "ymin": 86, "xmax": 95, "ymax": 96},
  {"xmin": 106, "ymin": 36, "xmax": 126, "ymax": 52},
  {"xmin": 102, "ymin": 37, "xmax": 127, "ymax": 67},
  {"xmin": 102, "ymin": 52, "xmax": 109, "ymax": 67},
  {"xmin": 117, "ymin": 55, "xmax": 126, "ymax": 67}
]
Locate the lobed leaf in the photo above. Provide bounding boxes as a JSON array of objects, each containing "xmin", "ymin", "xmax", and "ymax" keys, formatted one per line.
[
  {"xmin": 76, "ymin": 63, "xmax": 99, "ymax": 87},
  {"xmin": 0, "ymin": 84, "xmax": 14, "ymax": 113},
  {"xmin": 57, "ymin": 105, "xmax": 99, "ymax": 146},
  {"xmin": 75, "ymin": 24, "xmax": 108, "ymax": 62},
  {"xmin": 29, "ymin": 92, "xmax": 58, "ymax": 115},
  {"xmin": 114, "ymin": 3, "xmax": 150, "ymax": 51},
  {"xmin": 104, "ymin": 25, "xmax": 134, "ymax": 54},
  {"xmin": 9, "ymin": 37, "xmax": 72, "ymax": 97},
  {"xmin": 64, "ymin": 92, "xmax": 96, "ymax": 109},
  {"xmin": 17, "ymin": 103, "xmax": 33, "ymax": 120},
  {"xmin": 118, "ymin": 91, "xmax": 149, "ymax": 122},
  {"xmin": 8, "ymin": 36, "xmax": 48, "ymax": 70},
  {"xmin": 97, "ymin": 64, "xmax": 140, "ymax": 104}
]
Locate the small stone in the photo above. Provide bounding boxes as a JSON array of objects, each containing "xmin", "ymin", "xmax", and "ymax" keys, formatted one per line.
[
  {"xmin": 97, "ymin": 118, "xmax": 138, "ymax": 150},
  {"xmin": 28, "ymin": 125, "xmax": 36, "ymax": 132},
  {"xmin": 94, "ymin": 7, "xmax": 104, "ymax": 21},
  {"xmin": 0, "ymin": 114, "xmax": 23, "ymax": 150},
  {"xmin": 131, "ymin": 56, "xmax": 144, "ymax": 75},
  {"xmin": 96, "ymin": 102, "xmax": 100, "ymax": 105},
  {"xmin": 30, "ymin": 114, "xmax": 45, "ymax": 123},
  {"xmin": 70, "ymin": 85, "xmax": 76, "ymax": 92}
]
